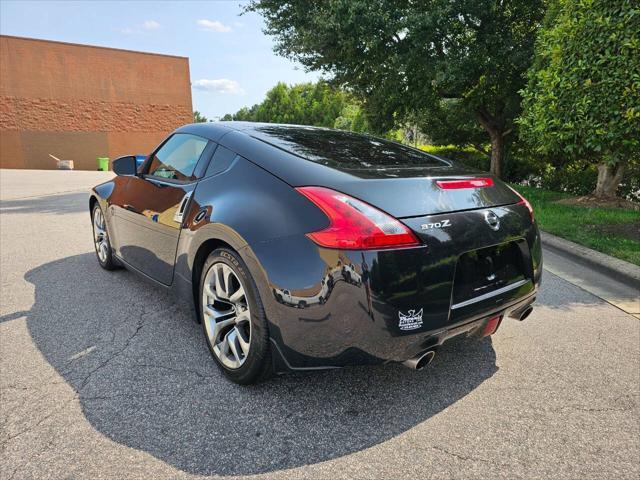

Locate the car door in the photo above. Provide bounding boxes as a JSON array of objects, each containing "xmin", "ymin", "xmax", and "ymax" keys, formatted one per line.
[{"xmin": 111, "ymin": 133, "xmax": 214, "ymax": 285}]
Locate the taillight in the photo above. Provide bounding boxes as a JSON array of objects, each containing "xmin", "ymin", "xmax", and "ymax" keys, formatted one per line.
[
  {"xmin": 518, "ymin": 198, "xmax": 534, "ymax": 222},
  {"xmin": 296, "ymin": 186, "xmax": 420, "ymax": 250},
  {"xmin": 436, "ymin": 177, "xmax": 494, "ymax": 189},
  {"xmin": 508, "ymin": 186, "xmax": 534, "ymax": 222}
]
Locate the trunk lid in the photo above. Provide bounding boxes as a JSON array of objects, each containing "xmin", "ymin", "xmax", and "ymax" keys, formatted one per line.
[
  {"xmin": 322, "ymin": 171, "xmax": 521, "ymax": 218},
  {"xmin": 398, "ymin": 205, "xmax": 539, "ymax": 327}
]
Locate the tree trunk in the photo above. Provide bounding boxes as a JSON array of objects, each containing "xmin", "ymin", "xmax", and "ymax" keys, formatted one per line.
[
  {"xmin": 476, "ymin": 108, "xmax": 506, "ymax": 178},
  {"xmin": 594, "ymin": 162, "xmax": 626, "ymax": 198},
  {"xmin": 489, "ymin": 132, "xmax": 505, "ymax": 178}
]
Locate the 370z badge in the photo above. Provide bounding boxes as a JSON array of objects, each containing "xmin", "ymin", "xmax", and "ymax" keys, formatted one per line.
[
  {"xmin": 398, "ymin": 309, "xmax": 424, "ymax": 331},
  {"xmin": 421, "ymin": 219, "xmax": 451, "ymax": 230}
]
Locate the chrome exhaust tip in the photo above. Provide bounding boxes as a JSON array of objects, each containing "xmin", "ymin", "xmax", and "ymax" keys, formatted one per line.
[
  {"xmin": 519, "ymin": 306, "xmax": 534, "ymax": 321},
  {"xmin": 402, "ymin": 350, "xmax": 436, "ymax": 370}
]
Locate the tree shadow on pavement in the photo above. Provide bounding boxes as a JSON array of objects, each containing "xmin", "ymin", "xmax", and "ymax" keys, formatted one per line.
[
  {"xmin": 23, "ymin": 253, "xmax": 498, "ymax": 476},
  {"xmin": 0, "ymin": 192, "xmax": 90, "ymax": 216}
]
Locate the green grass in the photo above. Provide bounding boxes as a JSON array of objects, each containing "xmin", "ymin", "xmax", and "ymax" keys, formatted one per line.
[{"xmin": 513, "ymin": 185, "xmax": 640, "ymax": 266}]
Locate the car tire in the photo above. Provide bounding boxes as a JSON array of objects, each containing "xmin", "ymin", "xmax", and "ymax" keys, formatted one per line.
[
  {"xmin": 199, "ymin": 248, "xmax": 272, "ymax": 385},
  {"xmin": 91, "ymin": 203, "xmax": 118, "ymax": 271}
]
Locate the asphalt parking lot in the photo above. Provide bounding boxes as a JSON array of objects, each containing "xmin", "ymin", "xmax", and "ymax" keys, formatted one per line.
[{"xmin": 1, "ymin": 169, "xmax": 638, "ymax": 479}]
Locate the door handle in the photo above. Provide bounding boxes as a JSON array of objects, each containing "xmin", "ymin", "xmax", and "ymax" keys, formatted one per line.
[{"xmin": 123, "ymin": 204, "xmax": 138, "ymax": 213}]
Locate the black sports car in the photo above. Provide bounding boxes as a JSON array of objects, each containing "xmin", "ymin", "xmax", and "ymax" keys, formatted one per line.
[{"xmin": 90, "ymin": 122, "xmax": 541, "ymax": 384}]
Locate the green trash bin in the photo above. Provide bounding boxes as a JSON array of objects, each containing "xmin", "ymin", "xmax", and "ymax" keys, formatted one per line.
[{"xmin": 97, "ymin": 157, "xmax": 109, "ymax": 171}]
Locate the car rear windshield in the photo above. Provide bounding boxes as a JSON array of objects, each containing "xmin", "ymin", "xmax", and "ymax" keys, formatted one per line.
[{"xmin": 249, "ymin": 125, "xmax": 449, "ymax": 171}]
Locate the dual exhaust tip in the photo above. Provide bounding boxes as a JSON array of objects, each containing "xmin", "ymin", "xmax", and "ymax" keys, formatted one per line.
[
  {"xmin": 518, "ymin": 305, "xmax": 534, "ymax": 321},
  {"xmin": 402, "ymin": 305, "xmax": 534, "ymax": 370},
  {"xmin": 402, "ymin": 349, "xmax": 436, "ymax": 370}
]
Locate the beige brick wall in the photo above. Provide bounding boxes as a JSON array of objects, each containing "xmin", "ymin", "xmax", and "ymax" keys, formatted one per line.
[{"xmin": 0, "ymin": 35, "xmax": 193, "ymax": 170}]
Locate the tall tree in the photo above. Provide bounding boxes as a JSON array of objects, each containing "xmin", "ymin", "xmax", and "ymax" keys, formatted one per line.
[
  {"xmin": 193, "ymin": 111, "xmax": 208, "ymax": 123},
  {"xmin": 248, "ymin": 0, "xmax": 545, "ymax": 178},
  {"xmin": 222, "ymin": 81, "xmax": 369, "ymax": 131},
  {"xmin": 519, "ymin": 0, "xmax": 639, "ymax": 198}
]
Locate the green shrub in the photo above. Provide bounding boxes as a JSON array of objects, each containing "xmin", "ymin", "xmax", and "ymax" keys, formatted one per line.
[
  {"xmin": 538, "ymin": 161, "xmax": 598, "ymax": 195},
  {"xmin": 518, "ymin": 0, "xmax": 640, "ymax": 198},
  {"xmin": 521, "ymin": 159, "xmax": 640, "ymax": 202},
  {"xmin": 418, "ymin": 144, "xmax": 547, "ymax": 184},
  {"xmin": 418, "ymin": 145, "xmax": 489, "ymax": 171},
  {"xmin": 419, "ymin": 142, "xmax": 640, "ymax": 202},
  {"xmin": 419, "ymin": 143, "xmax": 640, "ymax": 203}
]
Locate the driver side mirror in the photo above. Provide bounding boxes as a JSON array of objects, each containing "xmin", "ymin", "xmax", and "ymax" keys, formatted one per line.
[{"xmin": 113, "ymin": 155, "xmax": 137, "ymax": 176}]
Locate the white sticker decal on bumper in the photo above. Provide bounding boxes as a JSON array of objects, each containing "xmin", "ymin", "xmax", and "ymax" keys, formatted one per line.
[{"xmin": 398, "ymin": 309, "xmax": 423, "ymax": 331}]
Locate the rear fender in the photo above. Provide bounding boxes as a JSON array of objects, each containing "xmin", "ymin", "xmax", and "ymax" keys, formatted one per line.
[{"xmin": 173, "ymin": 156, "xmax": 325, "ymax": 329}]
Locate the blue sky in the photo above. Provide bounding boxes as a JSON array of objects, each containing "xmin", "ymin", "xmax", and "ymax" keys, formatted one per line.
[{"xmin": 0, "ymin": 0, "xmax": 320, "ymax": 119}]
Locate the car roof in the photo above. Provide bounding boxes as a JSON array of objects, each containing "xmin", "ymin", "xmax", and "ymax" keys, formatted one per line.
[
  {"xmin": 176, "ymin": 121, "xmax": 335, "ymax": 142},
  {"xmin": 176, "ymin": 121, "xmax": 449, "ymax": 172}
]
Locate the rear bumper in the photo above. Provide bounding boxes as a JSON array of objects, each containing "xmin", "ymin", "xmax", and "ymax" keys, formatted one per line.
[
  {"xmin": 269, "ymin": 289, "xmax": 537, "ymax": 372},
  {"xmin": 246, "ymin": 203, "xmax": 542, "ymax": 372}
]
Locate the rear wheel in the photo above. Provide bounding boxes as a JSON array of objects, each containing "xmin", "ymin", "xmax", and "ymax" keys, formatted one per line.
[
  {"xmin": 199, "ymin": 248, "xmax": 272, "ymax": 384},
  {"xmin": 92, "ymin": 203, "xmax": 117, "ymax": 270}
]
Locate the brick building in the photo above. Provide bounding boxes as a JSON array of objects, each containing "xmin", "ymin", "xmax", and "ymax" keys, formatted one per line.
[{"xmin": 0, "ymin": 35, "xmax": 193, "ymax": 170}]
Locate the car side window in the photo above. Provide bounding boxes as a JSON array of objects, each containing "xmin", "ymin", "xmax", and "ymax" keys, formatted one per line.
[
  {"xmin": 205, "ymin": 145, "xmax": 237, "ymax": 177},
  {"xmin": 147, "ymin": 133, "xmax": 208, "ymax": 182}
]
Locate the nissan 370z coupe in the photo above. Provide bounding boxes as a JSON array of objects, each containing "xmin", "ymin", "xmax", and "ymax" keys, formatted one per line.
[{"xmin": 90, "ymin": 122, "xmax": 542, "ymax": 384}]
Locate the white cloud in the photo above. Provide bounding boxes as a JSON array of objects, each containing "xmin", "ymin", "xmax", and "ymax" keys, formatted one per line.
[
  {"xmin": 120, "ymin": 20, "xmax": 160, "ymax": 34},
  {"xmin": 193, "ymin": 79, "xmax": 245, "ymax": 95},
  {"xmin": 143, "ymin": 20, "xmax": 161, "ymax": 30},
  {"xmin": 197, "ymin": 19, "xmax": 232, "ymax": 33}
]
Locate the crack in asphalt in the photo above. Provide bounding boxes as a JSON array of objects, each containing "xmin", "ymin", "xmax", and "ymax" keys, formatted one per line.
[
  {"xmin": 0, "ymin": 305, "xmax": 183, "ymax": 480},
  {"xmin": 0, "ymin": 381, "xmax": 66, "ymax": 392},
  {"xmin": 6, "ymin": 423, "xmax": 58, "ymax": 480},
  {"xmin": 431, "ymin": 445, "xmax": 504, "ymax": 465},
  {"xmin": 558, "ymin": 404, "xmax": 634, "ymax": 413},
  {"xmin": 0, "ymin": 396, "xmax": 76, "ymax": 446},
  {"xmin": 74, "ymin": 304, "xmax": 161, "ymax": 392},
  {"xmin": 127, "ymin": 363, "xmax": 216, "ymax": 380},
  {"xmin": 76, "ymin": 330, "xmax": 143, "ymax": 391},
  {"xmin": 0, "ymin": 305, "xmax": 158, "ymax": 449}
]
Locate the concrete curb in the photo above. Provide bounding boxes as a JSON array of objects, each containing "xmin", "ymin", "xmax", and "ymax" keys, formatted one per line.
[{"xmin": 541, "ymin": 231, "xmax": 640, "ymax": 289}]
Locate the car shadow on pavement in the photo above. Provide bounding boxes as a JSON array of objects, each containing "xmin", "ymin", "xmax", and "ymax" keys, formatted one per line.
[{"xmin": 23, "ymin": 253, "xmax": 499, "ymax": 476}]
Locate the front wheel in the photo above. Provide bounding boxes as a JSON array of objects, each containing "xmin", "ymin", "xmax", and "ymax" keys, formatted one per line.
[
  {"xmin": 199, "ymin": 248, "xmax": 272, "ymax": 384},
  {"xmin": 92, "ymin": 203, "xmax": 118, "ymax": 270}
]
